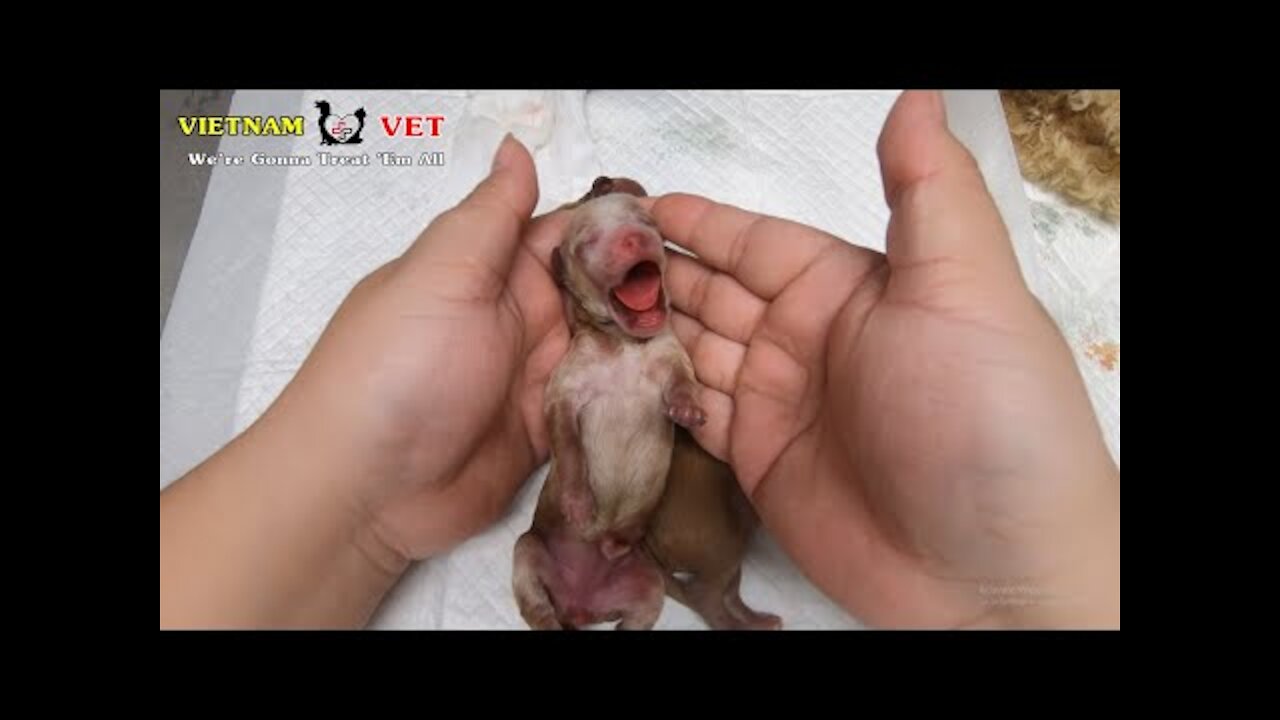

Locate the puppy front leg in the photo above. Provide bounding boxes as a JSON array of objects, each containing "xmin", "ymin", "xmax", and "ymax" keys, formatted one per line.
[
  {"xmin": 663, "ymin": 354, "xmax": 707, "ymax": 429},
  {"xmin": 548, "ymin": 399, "xmax": 594, "ymax": 533}
]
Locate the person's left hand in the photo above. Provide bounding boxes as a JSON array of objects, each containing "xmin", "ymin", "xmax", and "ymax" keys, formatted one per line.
[{"xmin": 266, "ymin": 135, "xmax": 570, "ymax": 562}]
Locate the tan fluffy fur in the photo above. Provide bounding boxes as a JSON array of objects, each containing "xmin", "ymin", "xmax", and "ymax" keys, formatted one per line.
[{"xmin": 1000, "ymin": 90, "xmax": 1120, "ymax": 221}]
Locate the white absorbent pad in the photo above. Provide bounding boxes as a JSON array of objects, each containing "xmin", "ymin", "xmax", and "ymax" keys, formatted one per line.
[{"xmin": 160, "ymin": 90, "xmax": 1119, "ymax": 629}]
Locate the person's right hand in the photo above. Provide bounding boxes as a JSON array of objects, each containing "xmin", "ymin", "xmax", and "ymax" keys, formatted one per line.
[{"xmin": 652, "ymin": 91, "xmax": 1119, "ymax": 628}]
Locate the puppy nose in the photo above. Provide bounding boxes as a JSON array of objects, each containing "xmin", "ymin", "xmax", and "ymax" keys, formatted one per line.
[{"xmin": 618, "ymin": 232, "xmax": 648, "ymax": 253}]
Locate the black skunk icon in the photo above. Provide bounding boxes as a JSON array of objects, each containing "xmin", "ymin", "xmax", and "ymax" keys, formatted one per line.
[{"xmin": 315, "ymin": 100, "xmax": 366, "ymax": 145}]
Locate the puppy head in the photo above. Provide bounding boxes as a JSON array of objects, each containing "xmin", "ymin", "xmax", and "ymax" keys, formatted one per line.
[{"xmin": 552, "ymin": 193, "xmax": 669, "ymax": 339}]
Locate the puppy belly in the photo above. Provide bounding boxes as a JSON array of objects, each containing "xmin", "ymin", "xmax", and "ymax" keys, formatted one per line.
[{"xmin": 544, "ymin": 533, "xmax": 663, "ymax": 628}]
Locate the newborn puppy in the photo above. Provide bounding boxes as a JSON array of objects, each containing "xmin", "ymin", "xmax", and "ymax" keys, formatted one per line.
[
  {"xmin": 512, "ymin": 188, "xmax": 707, "ymax": 630},
  {"xmin": 645, "ymin": 427, "xmax": 782, "ymax": 630},
  {"xmin": 571, "ymin": 177, "xmax": 780, "ymax": 630}
]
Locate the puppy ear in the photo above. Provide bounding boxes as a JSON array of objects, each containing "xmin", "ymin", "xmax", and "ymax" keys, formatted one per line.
[
  {"xmin": 578, "ymin": 177, "xmax": 614, "ymax": 203},
  {"xmin": 551, "ymin": 246, "xmax": 566, "ymax": 288},
  {"xmin": 609, "ymin": 178, "xmax": 647, "ymax": 198},
  {"xmin": 578, "ymin": 176, "xmax": 648, "ymax": 203}
]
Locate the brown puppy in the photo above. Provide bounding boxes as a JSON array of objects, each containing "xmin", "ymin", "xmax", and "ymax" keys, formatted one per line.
[
  {"xmin": 645, "ymin": 427, "xmax": 782, "ymax": 630},
  {"xmin": 512, "ymin": 188, "xmax": 706, "ymax": 630}
]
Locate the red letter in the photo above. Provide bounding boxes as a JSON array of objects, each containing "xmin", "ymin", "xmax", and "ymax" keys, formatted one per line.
[
  {"xmin": 426, "ymin": 115, "xmax": 445, "ymax": 137},
  {"xmin": 406, "ymin": 117, "xmax": 424, "ymax": 137},
  {"xmin": 380, "ymin": 116, "xmax": 402, "ymax": 136}
]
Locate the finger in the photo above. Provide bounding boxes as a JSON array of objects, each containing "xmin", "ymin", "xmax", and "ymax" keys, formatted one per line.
[
  {"xmin": 407, "ymin": 135, "xmax": 540, "ymax": 294},
  {"xmin": 665, "ymin": 253, "xmax": 766, "ymax": 344},
  {"xmin": 876, "ymin": 91, "xmax": 1020, "ymax": 280},
  {"xmin": 650, "ymin": 193, "xmax": 845, "ymax": 300},
  {"xmin": 671, "ymin": 311, "xmax": 746, "ymax": 396}
]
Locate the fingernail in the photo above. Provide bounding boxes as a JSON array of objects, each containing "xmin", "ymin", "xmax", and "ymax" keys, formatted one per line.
[{"xmin": 491, "ymin": 132, "xmax": 517, "ymax": 172}]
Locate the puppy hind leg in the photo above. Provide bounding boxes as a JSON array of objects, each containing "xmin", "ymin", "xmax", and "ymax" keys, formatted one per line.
[{"xmin": 512, "ymin": 532, "xmax": 563, "ymax": 630}]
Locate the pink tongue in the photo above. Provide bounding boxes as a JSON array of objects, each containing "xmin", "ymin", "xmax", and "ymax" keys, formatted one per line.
[{"xmin": 613, "ymin": 263, "xmax": 661, "ymax": 311}]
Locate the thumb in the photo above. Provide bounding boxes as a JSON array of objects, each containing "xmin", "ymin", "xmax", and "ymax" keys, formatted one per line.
[
  {"xmin": 406, "ymin": 134, "xmax": 540, "ymax": 293},
  {"xmin": 877, "ymin": 91, "xmax": 1021, "ymax": 283}
]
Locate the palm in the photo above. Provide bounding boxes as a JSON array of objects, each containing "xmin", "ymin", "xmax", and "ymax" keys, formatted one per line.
[
  {"xmin": 743, "ymin": 267, "xmax": 1059, "ymax": 627},
  {"xmin": 293, "ymin": 209, "xmax": 572, "ymax": 561},
  {"xmin": 373, "ymin": 213, "xmax": 572, "ymax": 559}
]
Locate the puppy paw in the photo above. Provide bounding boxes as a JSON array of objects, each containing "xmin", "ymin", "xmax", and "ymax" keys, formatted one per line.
[{"xmin": 667, "ymin": 403, "xmax": 706, "ymax": 429}]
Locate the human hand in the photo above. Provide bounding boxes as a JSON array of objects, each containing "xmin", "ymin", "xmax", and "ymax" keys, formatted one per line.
[
  {"xmin": 269, "ymin": 135, "xmax": 571, "ymax": 561},
  {"xmin": 653, "ymin": 91, "xmax": 1120, "ymax": 628},
  {"xmin": 161, "ymin": 136, "xmax": 580, "ymax": 627}
]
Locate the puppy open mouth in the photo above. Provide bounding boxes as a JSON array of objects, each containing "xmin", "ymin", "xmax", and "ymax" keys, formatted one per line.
[{"xmin": 609, "ymin": 261, "xmax": 666, "ymax": 332}]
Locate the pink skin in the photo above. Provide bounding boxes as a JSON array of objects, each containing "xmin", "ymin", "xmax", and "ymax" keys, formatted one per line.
[
  {"xmin": 545, "ymin": 535, "xmax": 665, "ymax": 629},
  {"xmin": 513, "ymin": 531, "xmax": 664, "ymax": 630}
]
